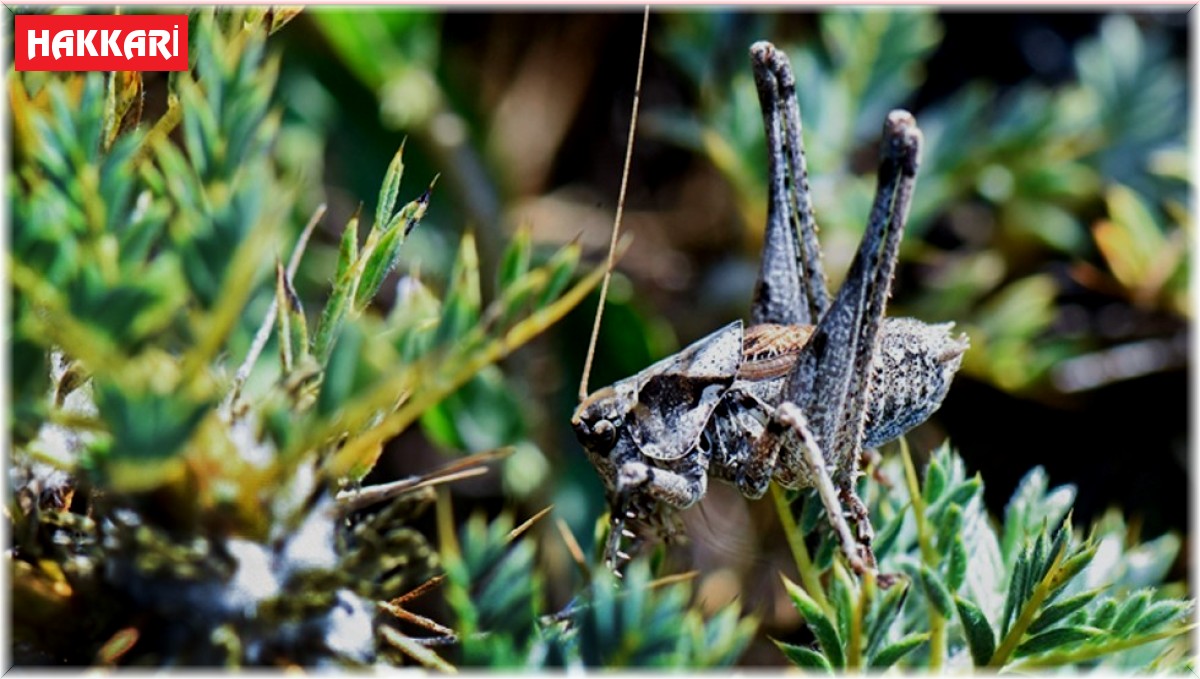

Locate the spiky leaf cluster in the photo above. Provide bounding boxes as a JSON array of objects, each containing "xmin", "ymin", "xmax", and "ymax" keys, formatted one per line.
[
  {"xmin": 439, "ymin": 512, "xmax": 757, "ymax": 669},
  {"xmin": 9, "ymin": 9, "xmax": 604, "ymax": 668},
  {"xmin": 774, "ymin": 445, "xmax": 1192, "ymax": 672}
]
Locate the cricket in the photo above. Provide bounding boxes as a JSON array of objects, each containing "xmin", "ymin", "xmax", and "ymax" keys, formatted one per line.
[{"xmin": 572, "ymin": 39, "xmax": 968, "ymax": 580}]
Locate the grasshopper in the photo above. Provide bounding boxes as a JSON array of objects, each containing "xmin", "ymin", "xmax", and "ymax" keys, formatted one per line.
[{"xmin": 572, "ymin": 41, "xmax": 967, "ymax": 578}]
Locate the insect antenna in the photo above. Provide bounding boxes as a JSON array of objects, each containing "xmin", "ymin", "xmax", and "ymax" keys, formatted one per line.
[{"xmin": 578, "ymin": 6, "xmax": 650, "ymax": 403}]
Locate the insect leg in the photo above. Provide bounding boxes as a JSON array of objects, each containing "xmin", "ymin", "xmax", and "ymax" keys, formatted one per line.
[
  {"xmin": 749, "ymin": 41, "xmax": 828, "ymax": 327},
  {"xmin": 784, "ymin": 111, "xmax": 922, "ymax": 489},
  {"xmin": 837, "ymin": 111, "xmax": 922, "ymax": 489},
  {"xmin": 775, "ymin": 401, "xmax": 868, "ymax": 574}
]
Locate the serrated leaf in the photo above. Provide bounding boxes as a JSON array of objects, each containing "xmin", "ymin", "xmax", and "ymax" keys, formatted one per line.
[
  {"xmin": 917, "ymin": 564, "xmax": 955, "ymax": 617},
  {"xmin": 1131, "ymin": 600, "xmax": 1189, "ymax": 635},
  {"xmin": 782, "ymin": 576, "xmax": 844, "ymax": 668},
  {"xmin": 1002, "ymin": 549, "xmax": 1029, "ymax": 636},
  {"xmin": 376, "ymin": 144, "xmax": 405, "ymax": 230},
  {"xmin": 774, "ymin": 640, "xmax": 832, "ymax": 671},
  {"xmin": 1014, "ymin": 625, "xmax": 1102, "ymax": 657},
  {"xmin": 869, "ymin": 632, "xmax": 928, "ymax": 670},
  {"xmin": 955, "ymin": 596, "xmax": 996, "ymax": 667},
  {"xmin": 1091, "ymin": 599, "xmax": 1119, "ymax": 629},
  {"xmin": 1113, "ymin": 590, "xmax": 1151, "ymax": 635},
  {"xmin": 1029, "ymin": 589, "xmax": 1100, "ymax": 635}
]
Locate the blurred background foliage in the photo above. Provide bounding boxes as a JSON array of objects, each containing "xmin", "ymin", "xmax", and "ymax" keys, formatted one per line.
[{"xmin": 8, "ymin": 6, "xmax": 1190, "ymax": 669}]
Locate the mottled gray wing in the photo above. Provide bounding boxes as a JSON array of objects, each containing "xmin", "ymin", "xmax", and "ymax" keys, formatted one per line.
[{"xmin": 629, "ymin": 320, "xmax": 743, "ymax": 460}]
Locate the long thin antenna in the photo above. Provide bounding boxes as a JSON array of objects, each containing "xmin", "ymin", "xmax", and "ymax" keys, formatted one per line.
[{"xmin": 578, "ymin": 6, "xmax": 650, "ymax": 403}]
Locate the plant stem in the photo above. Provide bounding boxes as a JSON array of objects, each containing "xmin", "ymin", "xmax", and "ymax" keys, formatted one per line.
[
  {"xmin": 770, "ymin": 484, "xmax": 831, "ymax": 615},
  {"xmin": 900, "ymin": 439, "xmax": 945, "ymax": 671},
  {"xmin": 1006, "ymin": 625, "xmax": 1196, "ymax": 670},
  {"xmin": 848, "ymin": 569, "xmax": 873, "ymax": 669}
]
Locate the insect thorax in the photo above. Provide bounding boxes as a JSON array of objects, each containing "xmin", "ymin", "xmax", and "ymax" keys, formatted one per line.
[{"xmin": 703, "ymin": 317, "xmax": 967, "ymax": 492}]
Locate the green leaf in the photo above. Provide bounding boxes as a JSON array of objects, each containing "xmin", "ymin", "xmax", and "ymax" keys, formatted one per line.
[
  {"xmin": 435, "ymin": 233, "xmax": 483, "ymax": 346},
  {"xmin": 355, "ymin": 187, "xmax": 431, "ymax": 310},
  {"xmin": 869, "ymin": 632, "xmax": 928, "ymax": 670},
  {"xmin": 1113, "ymin": 590, "xmax": 1151, "ymax": 635},
  {"xmin": 917, "ymin": 564, "xmax": 955, "ymax": 617},
  {"xmin": 1029, "ymin": 589, "xmax": 1100, "ymax": 635},
  {"xmin": 1131, "ymin": 600, "xmax": 1189, "ymax": 635},
  {"xmin": 782, "ymin": 576, "xmax": 844, "ymax": 668},
  {"xmin": 535, "ymin": 243, "xmax": 580, "ymax": 310},
  {"xmin": 497, "ymin": 226, "xmax": 532, "ymax": 294},
  {"xmin": 274, "ymin": 259, "xmax": 308, "ymax": 372},
  {"xmin": 800, "ymin": 490, "xmax": 825, "ymax": 534},
  {"xmin": 334, "ymin": 211, "xmax": 360, "ymax": 286},
  {"xmin": 376, "ymin": 144, "xmax": 405, "ymax": 230},
  {"xmin": 936, "ymin": 503, "xmax": 963, "ymax": 556},
  {"xmin": 1091, "ymin": 599, "xmax": 1119, "ymax": 629},
  {"xmin": 955, "ymin": 596, "xmax": 996, "ymax": 667},
  {"xmin": 829, "ymin": 562, "xmax": 856, "ymax": 643},
  {"xmin": 945, "ymin": 537, "xmax": 968, "ymax": 592},
  {"xmin": 1002, "ymin": 548, "xmax": 1029, "ymax": 636},
  {"xmin": 1014, "ymin": 626, "xmax": 1103, "ymax": 657},
  {"xmin": 922, "ymin": 458, "xmax": 946, "ymax": 504},
  {"xmin": 1047, "ymin": 544, "xmax": 1096, "ymax": 593},
  {"xmin": 872, "ymin": 508, "xmax": 906, "ymax": 560},
  {"xmin": 865, "ymin": 580, "xmax": 909, "ymax": 659},
  {"xmin": 774, "ymin": 640, "xmax": 832, "ymax": 671}
]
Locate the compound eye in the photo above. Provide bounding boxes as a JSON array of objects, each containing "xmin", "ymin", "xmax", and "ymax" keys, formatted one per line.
[
  {"xmin": 592, "ymin": 419, "xmax": 617, "ymax": 450},
  {"xmin": 574, "ymin": 417, "xmax": 618, "ymax": 455}
]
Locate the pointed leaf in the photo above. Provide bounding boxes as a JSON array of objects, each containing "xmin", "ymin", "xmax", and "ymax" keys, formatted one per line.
[
  {"xmin": 945, "ymin": 537, "xmax": 968, "ymax": 592},
  {"xmin": 335, "ymin": 210, "xmax": 360, "ymax": 285},
  {"xmin": 355, "ymin": 188, "xmax": 430, "ymax": 310},
  {"xmin": 1113, "ymin": 590, "xmax": 1151, "ymax": 635},
  {"xmin": 1029, "ymin": 589, "xmax": 1100, "ymax": 635},
  {"xmin": 955, "ymin": 596, "xmax": 996, "ymax": 667},
  {"xmin": 435, "ymin": 233, "xmax": 483, "ymax": 346},
  {"xmin": 376, "ymin": 144, "xmax": 405, "ymax": 230},
  {"xmin": 1131, "ymin": 600, "xmax": 1190, "ymax": 635},
  {"xmin": 782, "ymin": 576, "xmax": 844, "ymax": 668},
  {"xmin": 497, "ymin": 226, "xmax": 532, "ymax": 293},
  {"xmin": 922, "ymin": 458, "xmax": 946, "ymax": 504},
  {"xmin": 774, "ymin": 640, "xmax": 832, "ymax": 671},
  {"xmin": 917, "ymin": 564, "xmax": 955, "ymax": 617},
  {"xmin": 1014, "ymin": 625, "xmax": 1103, "ymax": 657},
  {"xmin": 869, "ymin": 632, "xmax": 928, "ymax": 670},
  {"xmin": 535, "ymin": 242, "xmax": 580, "ymax": 310},
  {"xmin": 866, "ymin": 581, "xmax": 909, "ymax": 659}
]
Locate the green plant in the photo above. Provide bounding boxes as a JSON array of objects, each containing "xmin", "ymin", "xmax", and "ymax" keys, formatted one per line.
[
  {"xmin": 9, "ymin": 10, "xmax": 607, "ymax": 667},
  {"xmin": 438, "ymin": 509, "xmax": 756, "ymax": 669},
  {"xmin": 771, "ymin": 444, "xmax": 1192, "ymax": 672}
]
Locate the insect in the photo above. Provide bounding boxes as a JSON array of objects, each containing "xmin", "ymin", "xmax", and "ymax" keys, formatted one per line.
[{"xmin": 572, "ymin": 40, "xmax": 968, "ymax": 578}]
